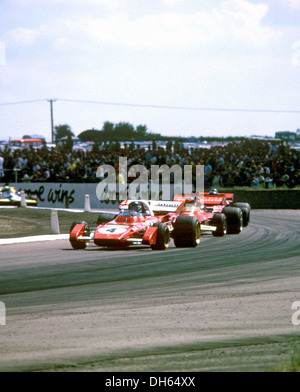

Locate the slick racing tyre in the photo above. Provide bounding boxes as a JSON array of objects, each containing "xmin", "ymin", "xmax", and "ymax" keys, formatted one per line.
[
  {"xmin": 230, "ymin": 202, "xmax": 251, "ymax": 227},
  {"xmin": 173, "ymin": 216, "xmax": 201, "ymax": 247},
  {"xmin": 70, "ymin": 220, "xmax": 89, "ymax": 250},
  {"xmin": 222, "ymin": 207, "xmax": 243, "ymax": 234},
  {"xmin": 151, "ymin": 223, "xmax": 171, "ymax": 251},
  {"xmin": 211, "ymin": 213, "xmax": 227, "ymax": 237}
]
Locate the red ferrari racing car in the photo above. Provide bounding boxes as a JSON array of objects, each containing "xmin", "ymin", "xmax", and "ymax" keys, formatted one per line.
[
  {"xmin": 69, "ymin": 191, "xmax": 250, "ymax": 251},
  {"xmin": 174, "ymin": 189, "xmax": 251, "ymax": 237},
  {"xmin": 70, "ymin": 200, "xmax": 178, "ymax": 251}
]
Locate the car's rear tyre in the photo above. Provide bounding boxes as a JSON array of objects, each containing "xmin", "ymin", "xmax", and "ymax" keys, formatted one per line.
[
  {"xmin": 230, "ymin": 202, "xmax": 251, "ymax": 227},
  {"xmin": 151, "ymin": 223, "xmax": 170, "ymax": 251},
  {"xmin": 70, "ymin": 220, "xmax": 89, "ymax": 250},
  {"xmin": 173, "ymin": 216, "xmax": 201, "ymax": 247},
  {"xmin": 211, "ymin": 213, "xmax": 227, "ymax": 237},
  {"xmin": 222, "ymin": 207, "xmax": 243, "ymax": 234}
]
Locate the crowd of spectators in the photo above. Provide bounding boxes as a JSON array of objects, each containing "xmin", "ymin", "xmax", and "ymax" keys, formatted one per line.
[{"xmin": 0, "ymin": 137, "xmax": 299, "ymax": 189}]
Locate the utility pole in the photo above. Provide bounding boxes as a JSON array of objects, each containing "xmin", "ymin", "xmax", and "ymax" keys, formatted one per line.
[{"xmin": 48, "ymin": 99, "xmax": 56, "ymax": 143}]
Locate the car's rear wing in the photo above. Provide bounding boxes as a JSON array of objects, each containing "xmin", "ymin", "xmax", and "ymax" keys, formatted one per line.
[
  {"xmin": 119, "ymin": 199, "xmax": 183, "ymax": 215},
  {"xmin": 174, "ymin": 192, "xmax": 234, "ymax": 206},
  {"xmin": 203, "ymin": 192, "xmax": 234, "ymax": 206}
]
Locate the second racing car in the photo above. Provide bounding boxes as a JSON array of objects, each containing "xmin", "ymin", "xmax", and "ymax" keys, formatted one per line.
[{"xmin": 173, "ymin": 189, "xmax": 251, "ymax": 238}]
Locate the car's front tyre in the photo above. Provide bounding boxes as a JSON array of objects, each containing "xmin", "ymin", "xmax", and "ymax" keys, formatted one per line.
[
  {"xmin": 70, "ymin": 220, "xmax": 89, "ymax": 250},
  {"xmin": 151, "ymin": 223, "xmax": 171, "ymax": 251}
]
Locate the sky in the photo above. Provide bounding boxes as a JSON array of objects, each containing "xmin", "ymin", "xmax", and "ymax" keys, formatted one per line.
[{"xmin": 0, "ymin": 0, "xmax": 300, "ymax": 141}]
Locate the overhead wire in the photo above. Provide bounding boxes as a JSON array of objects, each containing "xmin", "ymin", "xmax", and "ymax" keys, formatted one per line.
[{"xmin": 0, "ymin": 98, "xmax": 299, "ymax": 114}]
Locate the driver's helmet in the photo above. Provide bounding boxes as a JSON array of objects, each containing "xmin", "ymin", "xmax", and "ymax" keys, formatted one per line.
[
  {"xmin": 209, "ymin": 189, "xmax": 219, "ymax": 195},
  {"xmin": 128, "ymin": 201, "xmax": 151, "ymax": 215},
  {"xmin": 185, "ymin": 196, "xmax": 196, "ymax": 205},
  {"xmin": 128, "ymin": 201, "xmax": 145, "ymax": 214}
]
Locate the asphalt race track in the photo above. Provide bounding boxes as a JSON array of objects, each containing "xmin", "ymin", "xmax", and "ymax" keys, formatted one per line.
[{"xmin": 0, "ymin": 210, "xmax": 300, "ymax": 372}]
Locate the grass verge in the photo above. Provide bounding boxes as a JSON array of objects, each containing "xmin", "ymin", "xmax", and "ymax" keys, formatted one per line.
[
  {"xmin": 0, "ymin": 208, "xmax": 103, "ymax": 239},
  {"xmin": 272, "ymin": 350, "xmax": 300, "ymax": 372}
]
